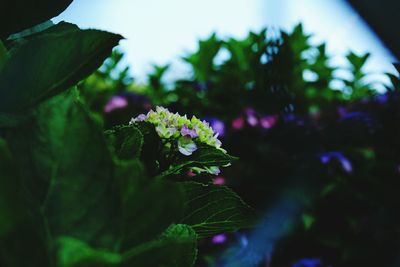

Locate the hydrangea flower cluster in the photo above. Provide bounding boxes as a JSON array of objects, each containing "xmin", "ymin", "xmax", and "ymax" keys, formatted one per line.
[{"xmin": 129, "ymin": 106, "xmax": 225, "ymax": 158}]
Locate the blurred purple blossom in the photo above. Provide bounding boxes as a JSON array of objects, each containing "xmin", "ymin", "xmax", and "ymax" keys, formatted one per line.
[
  {"xmin": 245, "ymin": 107, "xmax": 258, "ymax": 127},
  {"xmin": 337, "ymin": 106, "xmax": 347, "ymax": 118},
  {"xmin": 247, "ymin": 116, "xmax": 258, "ymax": 127},
  {"xmin": 319, "ymin": 151, "xmax": 353, "ymax": 173},
  {"xmin": 212, "ymin": 234, "xmax": 227, "ymax": 244},
  {"xmin": 283, "ymin": 113, "xmax": 296, "ymax": 123},
  {"xmin": 203, "ymin": 117, "xmax": 226, "ymax": 137},
  {"xmin": 376, "ymin": 93, "xmax": 389, "ymax": 104},
  {"xmin": 104, "ymin": 96, "xmax": 128, "ymax": 113},
  {"xmin": 211, "ymin": 120, "xmax": 226, "ymax": 136}
]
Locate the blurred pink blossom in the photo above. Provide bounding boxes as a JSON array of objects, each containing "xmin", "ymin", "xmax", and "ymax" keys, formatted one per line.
[{"xmin": 104, "ymin": 96, "xmax": 128, "ymax": 113}]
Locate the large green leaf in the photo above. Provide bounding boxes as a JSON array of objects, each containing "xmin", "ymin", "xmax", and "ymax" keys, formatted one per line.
[
  {"xmin": 0, "ymin": 24, "xmax": 123, "ymax": 114},
  {"xmin": 55, "ymin": 224, "xmax": 197, "ymax": 267},
  {"xmin": 120, "ymin": 179, "xmax": 185, "ymax": 249},
  {"xmin": 6, "ymin": 89, "xmax": 120, "ymax": 249},
  {"xmin": 39, "ymin": 95, "xmax": 121, "ymax": 249},
  {"xmin": 0, "ymin": 139, "xmax": 50, "ymax": 267},
  {"xmin": 4, "ymin": 90, "xmax": 78, "ymax": 203},
  {"xmin": 0, "ymin": 0, "xmax": 73, "ymax": 39},
  {"xmin": 122, "ymin": 224, "xmax": 197, "ymax": 267},
  {"xmin": 179, "ymin": 182, "xmax": 255, "ymax": 237}
]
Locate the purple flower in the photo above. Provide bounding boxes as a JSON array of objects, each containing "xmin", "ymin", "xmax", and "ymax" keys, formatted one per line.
[
  {"xmin": 247, "ymin": 115, "xmax": 258, "ymax": 127},
  {"xmin": 212, "ymin": 234, "xmax": 227, "ymax": 244},
  {"xmin": 337, "ymin": 106, "xmax": 347, "ymax": 118},
  {"xmin": 104, "ymin": 96, "xmax": 128, "ymax": 113},
  {"xmin": 180, "ymin": 124, "xmax": 198, "ymax": 138},
  {"xmin": 245, "ymin": 108, "xmax": 259, "ymax": 127},
  {"xmin": 136, "ymin": 114, "xmax": 147, "ymax": 122},
  {"xmin": 319, "ymin": 151, "xmax": 353, "ymax": 173},
  {"xmin": 203, "ymin": 117, "xmax": 226, "ymax": 137}
]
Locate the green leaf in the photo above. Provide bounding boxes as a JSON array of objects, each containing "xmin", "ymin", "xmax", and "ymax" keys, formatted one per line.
[
  {"xmin": 179, "ymin": 182, "xmax": 255, "ymax": 237},
  {"xmin": 0, "ymin": 138, "xmax": 25, "ymax": 238},
  {"xmin": 122, "ymin": 224, "xmax": 197, "ymax": 267},
  {"xmin": 114, "ymin": 159, "xmax": 187, "ymax": 250},
  {"xmin": 56, "ymin": 224, "xmax": 197, "ymax": 267},
  {"xmin": 6, "ymin": 89, "xmax": 120, "ymax": 249},
  {"xmin": 4, "ymin": 90, "xmax": 78, "ymax": 203},
  {"xmin": 56, "ymin": 237, "xmax": 121, "ymax": 267},
  {"xmin": 0, "ymin": 139, "xmax": 51, "ymax": 267},
  {"xmin": 40, "ymin": 95, "xmax": 121, "ymax": 249},
  {"xmin": 0, "ymin": 0, "xmax": 73, "ymax": 39},
  {"xmin": 157, "ymin": 144, "xmax": 238, "ymax": 179},
  {"xmin": 0, "ymin": 24, "xmax": 123, "ymax": 113},
  {"xmin": 106, "ymin": 125, "xmax": 144, "ymax": 160},
  {"xmin": 120, "ymin": 180, "xmax": 185, "ymax": 249}
]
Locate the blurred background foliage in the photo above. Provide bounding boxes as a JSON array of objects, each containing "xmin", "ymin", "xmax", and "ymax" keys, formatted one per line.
[{"xmin": 78, "ymin": 23, "xmax": 400, "ymax": 266}]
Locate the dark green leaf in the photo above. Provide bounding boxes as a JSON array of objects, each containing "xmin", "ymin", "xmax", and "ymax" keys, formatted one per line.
[
  {"xmin": 56, "ymin": 237, "xmax": 121, "ymax": 267},
  {"xmin": 6, "ymin": 89, "xmax": 121, "ymax": 249},
  {"xmin": 0, "ymin": 0, "xmax": 73, "ymax": 39},
  {"xmin": 179, "ymin": 182, "xmax": 255, "ymax": 237},
  {"xmin": 0, "ymin": 24, "xmax": 123, "ymax": 113},
  {"xmin": 40, "ymin": 94, "xmax": 121, "ymax": 249},
  {"xmin": 4, "ymin": 90, "xmax": 78, "ymax": 204},
  {"xmin": 56, "ymin": 224, "xmax": 197, "ymax": 267},
  {"xmin": 0, "ymin": 139, "xmax": 50, "ymax": 267},
  {"xmin": 106, "ymin": 125, "xmax": 144, "ymax": 160},
  {"xmin": 122, "ymin": 224, "xmax": 197, "ymax": 267},
  {"xmin": 120, "ymin": 180, "xmax": 185, "ymax": 249}
]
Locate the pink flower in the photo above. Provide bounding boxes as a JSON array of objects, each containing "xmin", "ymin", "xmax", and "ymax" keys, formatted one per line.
[
  {"xmin": 232, "ymin": 116, "xmax": 245, "ymax": 130},
  {"xmin": 260, "ymin": 115, "xmax": 278, "ymax": 129},
  {"xmin": 104, "ymin": 96, "xmax": 128, "ymax": 113},
  {"xmin": 213, "ymin": 177, "xmax": 226, "ymax": 185}
]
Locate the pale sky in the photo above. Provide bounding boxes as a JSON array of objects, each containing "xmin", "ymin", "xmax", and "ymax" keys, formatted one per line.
[{"xmin": 54, "ymin": 0, "xmax": 397, "ymax": 84}]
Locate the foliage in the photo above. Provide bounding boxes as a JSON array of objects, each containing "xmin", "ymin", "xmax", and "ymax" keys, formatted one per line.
[
  {"xmin": 81, "ymin": 22, "xmax": 400, "ymax": 267},
  {"xmin": 0, "ymin": 2, "xmax": 254, "ymax": 267}
]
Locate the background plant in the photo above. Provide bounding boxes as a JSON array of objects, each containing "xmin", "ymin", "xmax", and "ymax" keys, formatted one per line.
[{"xmin": 83, "ymin": 23, "xmax": 400, "ymax": 266}]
